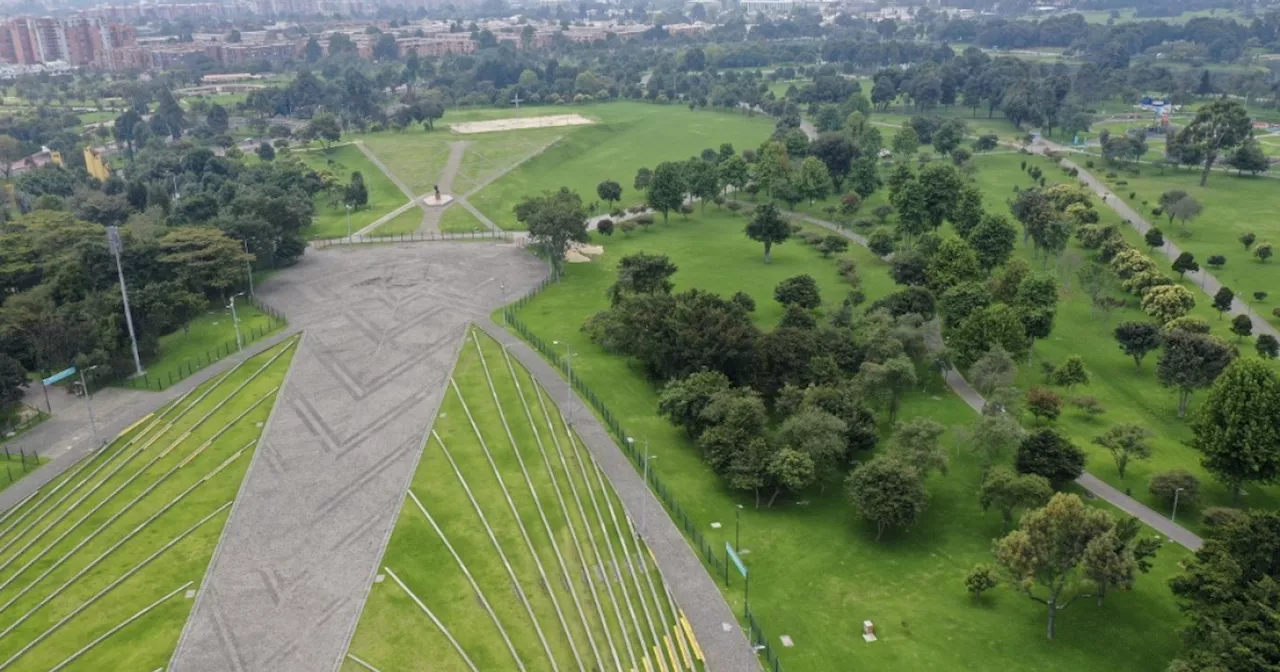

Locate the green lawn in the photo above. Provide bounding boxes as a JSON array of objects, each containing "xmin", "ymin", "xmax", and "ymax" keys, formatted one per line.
[
  {"xmin": 345, "ymin": 328, "xmax": 701, "ymax": 672},
  {"xmin": 127, "ymin": 302, "xmax": 284, "ymax": 391},
  {"xmin": 872, "ymin": 106, "xmax": 1026, "ymax": 143},
  {"xmin": 466, "ymin": 102, "xmax": 775, "ymax": 230},
  {"xmin": 967, "ymin": 153, "xmax": 1280, "ymax": 528},
  {"xmin": 0, "ymin": 338, "xmax": 296, "ymax": 670},
  {"xmin": 508, "ymin": 208, "xmax": 1188, "ymax": 672},
  {"xmin": 294, "ymin": 145, "xmax": 409, "ymax": 239},
  {"xmin": 1086, "ymin": 159, "xmax": 1280, "ymax": 327},
  {"xmin": 439, "ymin": 205, "xmax": 485, "ymax": 234},
  {"xmin": 372, "ymin": 206, "xmax": 424, "ymax": 235}
]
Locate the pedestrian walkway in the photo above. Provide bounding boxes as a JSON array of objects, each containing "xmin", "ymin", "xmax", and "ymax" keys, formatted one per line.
[
  {"xmin": 793, "ymin": 211, "xmax": 1204, "ymax": 551},
  {"xmin": 479, "ymin": 320, "xmax": 761, "ymax": 672}
]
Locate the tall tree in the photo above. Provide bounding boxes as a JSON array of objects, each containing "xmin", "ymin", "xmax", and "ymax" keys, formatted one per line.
[
  {"xmin": 1175, "ymin": 99, "xmax": 1253, "ymax": 186},
  {"xmin": 1191, "ymin": 358, "xmax": 1280, "ymax": 501},
  {"xmin": 514, "ymin": 187, "xmax": 589, "ymax": 272},
  {"xmin": 596, "ymin": 179, "xmax": 622, "ymax": 210},
  {"xmin": 1093, "ymin": 423, "xmax": 1152, "ymax": 480},
  {"xmin": 646, "ymin": 161, "xmax": 685, "ymax": 224},
  {"xmin": 744, "ymin": 203, "xmax": 790, "ymax": 263},
  {"xmin": 846, "ymin": 456, "xmax": 928, "ymax": 541},
  {"xmin": 1112, "ymin": 321, "xmax": 1162, "ymax": 369},
  {"xmin": 1157, "ymin": 328, "xmax": 1235, "ymax": 417},
  {"xmin": 979, "ymin": 466, "xmax": 1052, "ymax": 528}
]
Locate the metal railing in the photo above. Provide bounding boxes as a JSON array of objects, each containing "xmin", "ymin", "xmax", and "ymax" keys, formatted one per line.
[{"xmin": 312, "ymin": 229, "xmax": 515, "ymax": 248}]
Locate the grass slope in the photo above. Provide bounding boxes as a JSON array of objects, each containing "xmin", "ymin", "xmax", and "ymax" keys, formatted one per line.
[
  {"xmin": 509, "ymin": 209, "xmax": 1188, "ymax": 671},
  {"xmin": 346, "ymin": 328, "xmax": 700, "ymax": 672},
  {"xmin": 135, "ymin": 303, "xmax": 283, "ymax": 390},
  {"xmin": 0, "ymin": 338, "xmax": 297, "ymax": 670}
]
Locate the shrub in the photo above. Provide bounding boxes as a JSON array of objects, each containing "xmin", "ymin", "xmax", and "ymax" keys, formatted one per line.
[
  {"xmin": 854, "ymin": 217, "xmax": 876, "ymax": 230},
  {"xmin": 635, "ymin": 214, "xmax": 655, "ymax": 228},
  {"xmin": 679, "ymin": 203, "xmax": 694, "ymax": 215},
  {"xmin": 1149, "ymin": 469, "xmax": 1200, "ymax": 508},
  {"xmin": 1026, "ymin": 387, "xmax": 1061, "ymax": 422},
  {"xmin": 1129, "ymin": 192, "xmax": 1136, "ymax": 200},
  {"xmin": 965, "ymin": 564, "xmax": 999, "ymax": 599},
  {"xmin": 1114, "ymin": 180, "xmax": 1128, "ymax": 186},
  {"xmin": 1202, "ymin": 507, "xmax": 1244, "ymax": 529},
  {"xmin": 1105, "ymin": 171, "xmax": 1118, "ymax": 178},
  {"xmin": 726, "ymin": 201, "xmax": 743, "ymax": 213},
  {"xmin": 619, "ymin": 220, "xmax": 637, "ymax": 236},
  {"xmin": 596, "ymin": 218, "xmax": 614, "ymax": 236},
  {"xmin": 1071, "ymin": 396, "xmax": 1105, "ymax": 416},
  {"xmin": 836, "ymin": 257, "xmax": 859, "ymax": 284},
  {"xmin": 1086, "ymin": 159, "xmax": 1095, "ymax": 168}
]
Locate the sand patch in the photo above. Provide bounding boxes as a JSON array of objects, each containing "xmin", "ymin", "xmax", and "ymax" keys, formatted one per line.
[
  {"xmin": 566, "ymin": 242, "xmax": 604, "ymax": 263},
  {"xmin": 450, "ymin": 114, "xmax": 594, "ymax": 135}
]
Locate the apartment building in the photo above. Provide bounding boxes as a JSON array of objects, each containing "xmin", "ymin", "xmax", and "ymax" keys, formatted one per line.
[{"xmin": 0, "ymin": 17, "xmax": 135, "ymax": 66}]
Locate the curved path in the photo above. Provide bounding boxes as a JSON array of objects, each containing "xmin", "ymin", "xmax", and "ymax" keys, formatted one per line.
[
  {"xmin": 790, "ymin": 211, "xmax": 1204, "ymax": 551},
  {"xmin": 1032, "ymin": 138, "xmax": 1280, "ymax": 342}
]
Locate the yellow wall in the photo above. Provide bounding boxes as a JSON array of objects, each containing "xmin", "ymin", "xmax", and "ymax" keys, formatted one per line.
[{"xmin": 83, "ymin": 147, "xmax": 110, "ymax": 182}]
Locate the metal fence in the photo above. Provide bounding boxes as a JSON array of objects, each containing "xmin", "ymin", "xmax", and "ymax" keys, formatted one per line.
[
  {"xmin": 117, "ymin": 296, "xmax": 288, "ymax": 392},
  {"xmin": 503, "ymin": 299, "xmax": 784, "ymax": 672},
  {"xmin": 2, "ymin": 445, "xmax": 41, "ymax": 486},
  {"xmin": 1, "ymin": 409, "xmax": 48, "ymax": 443},
  {"xmin": 312, "ymin": 229, "xmax": 515, "ymax": 248}
]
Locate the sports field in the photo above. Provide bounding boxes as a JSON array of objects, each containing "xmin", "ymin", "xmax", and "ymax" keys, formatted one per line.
[
  {"xmin": 0, "ymin": 338, "xmax": 296, "ymax": 670},
  {"xmin": 343, "ymin": 328, "xmax": 704, "ymax": 672}
]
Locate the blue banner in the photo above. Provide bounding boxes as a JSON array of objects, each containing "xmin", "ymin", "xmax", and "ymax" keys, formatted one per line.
[
  {"xmin": 726, "ymin": 542, "xmax": 747, "ymax": 578},
  {"xmin": 42, "ymin": 366, "xmax": 77, "ymax": 386}
]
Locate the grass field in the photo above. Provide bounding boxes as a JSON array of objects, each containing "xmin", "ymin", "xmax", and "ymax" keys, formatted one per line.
[
  {"xmin": 0, "ymin": 337, "xmax": 296, "ymax": 670},
  {"xmin": 294, "ymin": 145, "xmax": 408, "ymax": 239},
  {"xmin": 372, "ymin": 206, "xmax": 424, "ymax": 235},
  {"xmin": 508, "ymin": 208, "xmax": 1188, "ymax": 671},
  {"xmin": 966, "ymin": 153, "xmax": 1280, "ymax": 526},
  {"xmin": 1074, "ymin": 8, "xmax": 1246, "ymax": 24},
  {"xmin": 1086, "ymin": 160, "xmax": 1280, "ymax": 327},
  {"xmin": 133, "ymin": 302, "xmax": 284, "ymax": 391},
  {"xmin": 0, "ymin": 451, "xmax": 45, "ymax": 495},
  {"xmin": 343, "ymin": 328, "xmax": 704, "ymax": 672},
  {"xmin": 872, "ymin": 106, "xmax": 1027, "ymax": 143},
  {"xmin": 439, "ymin": 204, "xmax": 486, "ymax": 234}
]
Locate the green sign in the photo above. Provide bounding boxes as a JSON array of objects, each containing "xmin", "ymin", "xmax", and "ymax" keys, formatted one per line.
[{"xmin": 726, "ymin": 542, "xmax": 747, "ymax": 578}]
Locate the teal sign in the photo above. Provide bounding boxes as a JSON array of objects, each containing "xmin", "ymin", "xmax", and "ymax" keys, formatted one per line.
[
  {"xmin": 42, "ymin": 366, "xmax": 77, "ymax": 386},
  {"xmin": 726, "ymin": 542, "xmax": 747, "ymax": 578}
]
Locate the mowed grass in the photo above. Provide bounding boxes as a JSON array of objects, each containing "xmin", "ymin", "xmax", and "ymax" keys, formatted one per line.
[
  {"xmin": 467, "ymin": 102, "xmax": 775, "ymax": 230},
  {"xmin": 510, "ymin": 209, "xmax": 1187, "ymax": 671},
  {"xmin": 439, "ymin": 205, "xmax": 486, "ymax": 234},
  {"xmin": 371, "ymin": 207, "xmax": 424, "ymax": 236},
  {"xmin": 0, "ymin": 337, "xmax": 297, "ymax": 671},
  {"xmin": 0, "ymin": 452, "xmax": 46, "ymax": 495},
  {"xmin": 346, "ymin": 329, "xmax": 700, "ymax": 672},
  {"xmin": 131, "ymin": 302, "xmax": 284, "ymax": 391},
  {"xmin": 965, "ymin": 153, "xmax": 1280, "ymax": 526},
  {"xmin": 293, "ymin": 145, "xmax": 409, "ymax": 239},
  {"xmin": 1086, "ymin": 161, "xmax": 1280, "ymax": 326}
]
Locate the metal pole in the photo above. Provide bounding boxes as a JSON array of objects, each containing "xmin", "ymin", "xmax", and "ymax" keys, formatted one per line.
[
  {"xmin": 229, "ymin": 294, "xmax": 244, "ymax": 352},
  {"xmin": 107, "ymin": 227, "xmax": 144, "ymax": 377},
  {"xmin": 642, "ymin": 441, "xmax": 650, "ymax": 538},
  {"xmin": 243, "ymin": 239, "xmax": 254, "ymax": 297},
  {"xmin": 566, "ymin": 345, "xmax": 572, "ymax": 425},
  {"xmin": 1172, "ymin": 488, "xmax": 1183, "ymax": 524},
  {"xmin": 346, "ymin": 204, "xmax": 351, "ymax": 238},
  {"xmin": 736, "ymin": 504, "xmax": 742, "ymax": 552},
  {"xmin": 78, "ymin": 368, "xmax": 100, "ymax": 446}
]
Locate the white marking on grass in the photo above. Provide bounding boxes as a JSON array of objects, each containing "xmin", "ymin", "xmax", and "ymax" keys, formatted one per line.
[
  {"xmin": 383, "ymin": 567, "xmax": 480, "ymax": 671},
  {"xmin": 470, "ymin": 332, "xmax": 594, "ymax": 672},
  {"xmin": 0, "ymin": 446, "xmax": 252, "ymax": 634},
  {"xmin": 550, "ymin": 396, "xmax": 652, "ymax": 668},
  {"xmin": 0, "ymin": 502, "xmax": 231, "ymax": 668},
  {"xmin": 497, "ymin": 341, "xmax": 619, "ymax": 672},
  {"xmin": 449, "ymin": 114, "xmax": 593, "ymax": 134},
  {"xmin": 47, "ymin": 580, "xmax": 193, "ymax": 672},
  {"xmin": 345, "ymin": 653, "xmax": 385, "ymax": 672},
  {"xmin": 619, "ymin": 509, "xmax": 688, "ymax": 671},
  {"xmin": 446, "ymin": 380, "xmax": 564, "ymax": 672},
  {"xmin": 407, "ymin": 488, "xmax": 526, "ymax": 672},
  {"xmin": 0, "ymin": 392, "xmax": 275, "ymax": 599}
]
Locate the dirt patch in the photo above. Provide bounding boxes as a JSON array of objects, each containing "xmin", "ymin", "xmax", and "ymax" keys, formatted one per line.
[
  {"xmin": 566, "ymin": 243, "xmax": 604, "ymax": 263},
  {"xmin": 450, "ymin": 114, "xmax": 594, "ymax": 135}
]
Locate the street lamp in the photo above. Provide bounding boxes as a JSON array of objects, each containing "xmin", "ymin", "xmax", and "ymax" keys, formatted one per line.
[
  {"xmin": 345, "ymin": 203, "xmax": 352, "ymax": 239},
  {"xmin": 228, "ymin": 293, "xmax": 245, "ymax": 352},
  {"xmin": 105, "ymin": 226, "xmax": 144, "ymax": 377},
  {"xmin": 242, "ymin": 238, "xmax": 254, "ymax": 297},
  {"xmin": 77, "ymin": 365, "xmax": 101, "ymax": 446},
  {"xmin": 553, "ymin": 340, "xmax": 572, "ymax": 425},
  {"xmin": 1171, "ymin": 487, "xmax": 1186, "ymax": 524},
  {"xmin": 629, "ymin": 436, "xmax": 656, "ymax": 538}
]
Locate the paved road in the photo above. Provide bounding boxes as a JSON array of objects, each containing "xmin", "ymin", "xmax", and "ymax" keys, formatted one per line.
[
  {"xmin": 480, "ymin": 321, "xmax": 761, "ymax": 672},
  {"xmin": 794, "ymin": 212, "xmax": 1204, "ymax": 551},
  {"xmin": 1033, "ymin": 138, "xmax": 1280, "ymax": 343},
  {"xmin": 0, "ymin": 329, "xmax": 299, "ymax": 516},
  {"xmin": 171, "ymin": 243, "xmax": 547, "ymax": 672}
]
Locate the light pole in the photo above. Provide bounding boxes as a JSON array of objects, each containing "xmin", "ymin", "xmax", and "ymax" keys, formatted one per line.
[
  {"xmin": 242, "ymin": 238, "xmax": 254, "ymax": 297},
  {"xmin": 228, "ymin": 293, "xmax": 245, "ymax": 352},
  {"xmin": 735, "ymin": 504, "xmax": 743, "ymax": 553},
  {"xmin": 628, "ymin": 437, "xmax": 656, "ymax": 538},
  {"xmin": 77, "ymin": 365, "xmax": 101, "ymax": 446},
  {"xmin": 106, "ymin": 226, "xmax": 144, "ymax": 377},
  {"xmin": 1171, "ymin": 487, "xmax": 1185, "ymax": 524},
  {"xmin": 553, "ymin": 340, "xmax": 572, "ymax": 425},
  {"xmin": 345, "ymin": 203, "xmax": 352, "ymax": 239}
]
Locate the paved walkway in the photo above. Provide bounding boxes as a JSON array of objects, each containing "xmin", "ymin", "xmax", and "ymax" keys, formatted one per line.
[
  {"xmin": 417, "ymin": 141, "xmax": 469, "ymax": 234},
  {"xmin": 479, "ymin": 321, "xmax": 761, "ymax": 672},
  {"xmin": 0, "ymin": 329, "xmax": 299, "ymax": 515},
  {"xmin": 1032, "ymin": 138, "xmax": 1280, "ymax": 343},
  {"xmin": 794, "ymin": 212, "xmax": 1204, "ymax": 551},
  {"xmin": 171, "ymin": 243, "xmax": 547, "ymax": 672}
]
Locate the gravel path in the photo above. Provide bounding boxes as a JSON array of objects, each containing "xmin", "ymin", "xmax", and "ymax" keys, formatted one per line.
[{"xmin": 170, "ymin": 243, "xmax": 546, "ymax": 672}]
